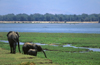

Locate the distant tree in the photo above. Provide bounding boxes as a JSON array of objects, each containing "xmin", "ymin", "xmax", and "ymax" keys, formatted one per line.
[
  {"xmin": 28, "ymin": 16, "xmax": 31, "ymax": 21},
  {"xmin": 0, "ymin": 15, "xmax": 3, "ymax": 21},
  {"xmin": 58, "ymin": 14, "xmax": 64, "ymax": 21},
  {"xmin": 20, "ymin": 16, "xmax": 25, "ymax": 21},
  {"xmin": 99, "ymin": 16, "xmax": 100, "ymax": 23},
  {"xmin": 0, "ymin": 13, "xmax": 100, "ymax": 22}
]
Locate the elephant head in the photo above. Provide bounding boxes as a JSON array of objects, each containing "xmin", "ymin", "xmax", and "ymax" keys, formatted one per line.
[
  {"xmin": 35, "ymin": 44, "xmax": 47, "ymax": 58},
  {"xmin": 7, "ymin": 31, "xmax": 21, "ymax": 54},
  {"xmin": 28, "ymin": 49, "xmax": 37, "ymax": 56},
  {"xmin": 22, "ymin": 42, "xmax": 47, "ymax": 58}
]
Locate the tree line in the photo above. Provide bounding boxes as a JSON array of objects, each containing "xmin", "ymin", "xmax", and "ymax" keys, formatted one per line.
[{"xmin": 0, "ymin": 13, "xmax": 100, "ymax": 22}]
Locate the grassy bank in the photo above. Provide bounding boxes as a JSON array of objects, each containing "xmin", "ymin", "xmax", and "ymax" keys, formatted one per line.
[
  {"xmin": 0, "ymin": 42, "xmax": 100, "ymax": 65},
  {"xmin": 0, "ymin": 32, "xmax": 100, "ymax": 65},
  {"xmin": 0, "ymin": 45, "xmax": 57, "ymax": 65},
  {"xmin": 1, "ymin": 32, "xmax": 100, "ymax": 48}
]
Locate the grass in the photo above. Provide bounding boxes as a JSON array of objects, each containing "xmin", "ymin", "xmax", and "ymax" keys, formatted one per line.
[
  {"xmin": 40, "ymin": 51, "xmax": 100, "ymax": 65},
  {"xmin": 0, "ymin": 32, "xmax": 100, "ymax": 65},
  {"xmin": 41, "ymin": 45, "xmax": 89, "ymax": 52},
  {"xmin": 0, "ymin": 48, "xmax": 56, "ymax": 65},
  {"xmin": 0, "ymin": 42, "xmax": 100, "ymax": 65},
  {"xmin": 1, "ymin": 32, "xmax": 100, "ymax": 48}
]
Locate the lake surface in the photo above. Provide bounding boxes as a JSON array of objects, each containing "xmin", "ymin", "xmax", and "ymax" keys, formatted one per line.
[{"xmin": 0, "ymin": 23, "xmax": 100, "ymax": 33}]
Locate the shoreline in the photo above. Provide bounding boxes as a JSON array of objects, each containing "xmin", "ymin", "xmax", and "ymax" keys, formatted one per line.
[{"xmin": 0, "ymin": 21, "xmax": 99, "ymax": 23}]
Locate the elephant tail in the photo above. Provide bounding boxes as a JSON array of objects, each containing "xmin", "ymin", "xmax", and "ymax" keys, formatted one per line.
[
  {"xmin": 42, "ymin": 50, "xmax": 47, "ymax": 58},
  {"xmin": 17, "ymin": 39, "xmax": 21, "ymax": 53}
]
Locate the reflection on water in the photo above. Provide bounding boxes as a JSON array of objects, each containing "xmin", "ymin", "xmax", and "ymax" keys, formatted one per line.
[{"xmin": 0, "ymin": 40, "xmax": 100, "ymax": 52}]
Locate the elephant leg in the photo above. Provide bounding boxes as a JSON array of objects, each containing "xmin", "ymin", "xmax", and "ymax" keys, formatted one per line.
[
  {"xmin": 23, "ymin": 48, "xmax": 27, "ymax": 54},
  {"xmin": 23, "ymin": 51, "xmax": 27, "ymax": 54},
  {"xmin": 10, "ymin": 47, "xmax": 13, "ymax": 53},
  {"xmin": 9, "ymin": 44, "xmax": 13, "ymax": 53},
  {"xmin": 23, "ymin": 47, "xmax": 28, "ymax": 54},
  {"xmin": 17, "ymin": 39, "xmax": 21, "ymax": 53},
  {"xmin": 13, "ymin": 43, "xmax": 16, "ymax": 54}
]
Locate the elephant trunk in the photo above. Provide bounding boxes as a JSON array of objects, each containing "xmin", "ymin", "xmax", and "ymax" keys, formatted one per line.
[{"xmin": 42, "ymin": 50, "xmax": 47, "ymax": 58}]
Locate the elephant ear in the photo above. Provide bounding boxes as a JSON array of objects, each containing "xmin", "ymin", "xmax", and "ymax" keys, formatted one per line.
[
  {"xmin": 16, "ymin": 32, "xmax": 20, "ymax": 37},
  {"xmin": 7, "ymin": 31, "xmax": 13, "ymax": 37}
]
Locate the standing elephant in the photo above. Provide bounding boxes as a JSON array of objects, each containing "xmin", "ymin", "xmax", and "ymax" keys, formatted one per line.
[
  {"xmin": 7, "ymin": 31, "xmax": 21, "ymax": 54},
  {"xmin": 22, "ymin": 42, "xmax": 47, "ymax": 58},
  {"xmin": 28, "ymin": 49, "xmax": 37, "ymax": 56}
]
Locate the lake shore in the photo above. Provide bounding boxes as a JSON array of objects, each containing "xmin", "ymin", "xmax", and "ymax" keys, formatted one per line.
[{"xmin": 0, "ymin": 21, "xmax": 99, "ymax": 23}]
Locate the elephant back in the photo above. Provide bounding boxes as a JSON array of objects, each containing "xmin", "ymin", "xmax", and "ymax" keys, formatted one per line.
[
  {"xmin": 22, "ymin": 42, "xmax": 35, "ymax": 54},
  {"xmin": 8, "ymin": 31, "xmax": 18, "ymax": 39}
]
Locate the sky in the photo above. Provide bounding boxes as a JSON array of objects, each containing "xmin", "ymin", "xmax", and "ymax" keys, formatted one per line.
[{"xmin": 0, "ymin": 0, "xmax": 100, "ymax": 15}]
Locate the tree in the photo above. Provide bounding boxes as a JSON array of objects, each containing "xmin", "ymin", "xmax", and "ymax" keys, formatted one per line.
[
  {"xmin": 0, "ymin": 15, "xmax": 3, "ymax": 21},
  {"xmin": 0, "ymin": 13, "xmax": 100, "ymax": 21},
  {"xmin": 99, "ymin": 16, "xmax": 100, "ymax": 23}
]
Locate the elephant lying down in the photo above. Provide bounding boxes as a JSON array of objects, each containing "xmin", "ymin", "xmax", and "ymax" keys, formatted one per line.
[
  {"xmin": 28, "ymin": 49, "xmax": 37, "ymax": 56},
  {"xmin": 22, "ymin": 42, "xmax": 47, "ymax": 58}
]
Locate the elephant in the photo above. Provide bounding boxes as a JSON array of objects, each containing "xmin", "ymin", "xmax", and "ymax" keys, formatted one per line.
[
  {"xmin": 22, "ymin": 42, "xmax": 47, "ymax": 58},
  {"xmin": 28, "ymin": 49, "xmax": 37, "ymax": 56},
  {"xmin": 7, "ymin": 31, "xmax": 21, "ymax": 54}
]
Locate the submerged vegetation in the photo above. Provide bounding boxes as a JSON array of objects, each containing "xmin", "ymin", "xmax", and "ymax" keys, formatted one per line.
[{"xmin": 0, "ymin": 32, "xmax": 100, "ymax": 65}]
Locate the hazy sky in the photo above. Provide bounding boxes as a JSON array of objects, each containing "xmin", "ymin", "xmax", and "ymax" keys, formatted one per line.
[{"xmin": 0, "ymin": 0, "xmax": 100, "ymax": 15}]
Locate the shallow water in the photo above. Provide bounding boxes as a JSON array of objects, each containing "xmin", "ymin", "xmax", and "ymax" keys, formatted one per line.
[
  {"xmin": 63, "ymin": 44, "xmax": 100, "ymax": 52},
  {"xmin": 0, "ymin": 40, "xmax": 100, "ymax": 52},
  {"xmin": 0, "ymin": 40, "xmax": 24, "ymax": 45}
]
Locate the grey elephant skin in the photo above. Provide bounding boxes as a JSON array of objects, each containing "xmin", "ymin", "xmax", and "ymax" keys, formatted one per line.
[
  {"xmin": 28, "ymin": 49, "xmax": 37, "ymax": 56},
  {"xmin": 22, "ymin": 42, "xmax": 47, "ymax": 58},
  {"xmin": 7, "ymin": 31, "xmax": 21, "ymax": 54}
]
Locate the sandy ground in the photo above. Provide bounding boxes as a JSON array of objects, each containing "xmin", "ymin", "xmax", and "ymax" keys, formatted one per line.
[{"xmin": 0, "ymin": 21, "xmax": 99, "ymax": 23}]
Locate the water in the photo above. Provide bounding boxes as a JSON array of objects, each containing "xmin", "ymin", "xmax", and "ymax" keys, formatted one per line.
[
  {"xmin": 0, "ymin": 23, "xmax": 100, "ymax": 33},
  {"xmin": 0, "ymin": 40, "xmax": 100, "ymax": 52},
  {"xmin": 63, "ymin": 44, "xmax": 100, "ymax": 52},
  {"xmin": 0, "ymin": 40, "xmax": 24, "ymax": 45}
]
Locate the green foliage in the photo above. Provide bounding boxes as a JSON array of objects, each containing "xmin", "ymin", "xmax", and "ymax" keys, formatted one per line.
[
  {"xmin": 99, "ymin": 16, "xmax": 100, "ymax": 23},
  {"xmin": 0, "ymin": 13, "xmax": 100, "ymax": 21}
]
